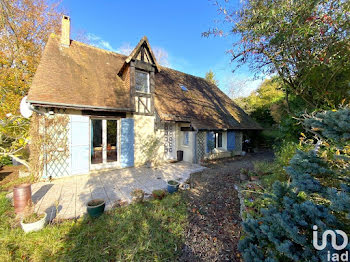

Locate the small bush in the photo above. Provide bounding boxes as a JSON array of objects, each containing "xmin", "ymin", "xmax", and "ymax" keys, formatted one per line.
[
  {"xmin": 0, "ymin": 156, "xmax": 12, "ymax": 167},
  {"xmin": 253, "ymin": 161, "xmax": 275, "ymax": 175},
  {"xmin": 260, "ymin": 171, "xmax": 288, "ymax": 188},
  {"xmin": 131, "ymin": 189, "xmax": 145, "ymax": 203},
  {"xmin": 274, "ymin": 140, "xmax": 301, "ymax": 167},
  {"xmin": 152, "ymin": 189, "xmax": 166, "ymax": 200}
]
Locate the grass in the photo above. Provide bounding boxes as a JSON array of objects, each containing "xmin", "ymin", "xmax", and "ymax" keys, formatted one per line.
[
  {"xmin": 0, "ymin": 191, "xmax": 188, "ymax": 261},
  {"xmin": 22, "ymin": 213, "xmax": 45, "ymax": 224}
]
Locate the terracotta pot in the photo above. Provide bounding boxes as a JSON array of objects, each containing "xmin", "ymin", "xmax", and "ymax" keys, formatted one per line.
[{"xmin": 13, "ymin": 183, "xmax": 32, "ymax": 214}]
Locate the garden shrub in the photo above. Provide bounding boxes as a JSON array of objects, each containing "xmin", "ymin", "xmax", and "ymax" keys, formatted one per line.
[
  {"xmin": 239, "ymin": 108, "xmax": 350, "ymax": 261},
  {"xmin": 274, "ymin": 141, "xmax": 301, "ymax": 167},
  {"xmin": 253, "ymin": 161, "xmax": 276, "ymax": 176},
  {"xmin": 251, "ymin": 142, "xmax": 299, "ymax": 189},
  {"xmin": 0, "ymin": 156, "xmax": 12, "ymax": 167}
]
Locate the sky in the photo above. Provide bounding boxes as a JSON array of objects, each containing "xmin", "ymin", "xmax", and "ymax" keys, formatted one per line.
[{"xmin": 60, "ymin": 0, "xmax": 263, "ymax": 97}]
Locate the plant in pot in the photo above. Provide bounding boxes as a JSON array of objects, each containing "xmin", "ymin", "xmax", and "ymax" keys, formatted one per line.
[
  {"xmin": 20, "ymin": 205, "xmax": 47, "ymax": 233},
  {"xmin": 86, "ymin": 199, "xmax": 106, "ymax": 219},
  {"xmin": 152, "ymin": 189, "xmax": 166, "ymax": 200},
  {"xmin": 131, "ymin": 189, "xmax": 145, "ymax": 203},
  {"xmin": 167, "ymin": 180, "xmax": 180, "ymax": 194}
]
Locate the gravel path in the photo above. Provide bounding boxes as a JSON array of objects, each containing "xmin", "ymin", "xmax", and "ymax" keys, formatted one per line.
[{"xmin": 179, "ymin": 152, "xmax": 274, "ymax": 262}]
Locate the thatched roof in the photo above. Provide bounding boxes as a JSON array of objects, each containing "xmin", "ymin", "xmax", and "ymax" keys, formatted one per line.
[{"xmin": 28, "ymin": 35, "xmax": 261, "ymax": 130}]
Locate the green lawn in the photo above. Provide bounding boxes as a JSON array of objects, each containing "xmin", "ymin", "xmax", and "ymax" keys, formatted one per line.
[{"xmin": 0, "ymin": 191, "xmax": 187, "ymax": 261}]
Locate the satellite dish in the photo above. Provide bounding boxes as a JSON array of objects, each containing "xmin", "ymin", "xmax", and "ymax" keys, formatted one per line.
[{"xmin": 20, "ymin": 96, "xmax": 33, "ymax": 118}]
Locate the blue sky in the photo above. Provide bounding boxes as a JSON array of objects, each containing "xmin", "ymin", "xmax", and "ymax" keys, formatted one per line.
[{"xmin": 61, "ymin": 0, "xmax": 263, "ymax": 97}]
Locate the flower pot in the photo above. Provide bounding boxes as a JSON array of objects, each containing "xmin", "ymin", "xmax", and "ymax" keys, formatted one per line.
[
  {"xmin": 167, "ymin": 180, "xmax": 179, "ymax": 194},
  {"xmin": 20, "ymin": 212, "xmax": 47, "ymax": 233},
  {"xmin": 13, "ymin": 183, "xmax": 32, "ymax": 215},
  {"xmin": 87, "ymin": 199, "xmax": 105, "ymax": 218}
]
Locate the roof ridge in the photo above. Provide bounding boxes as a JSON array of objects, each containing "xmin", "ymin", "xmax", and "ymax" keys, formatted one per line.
[
  {"xmin": 51, "ymin": 33, "xmax": 128, "ymax": 58},
  {"xmin": 160, "ymin": 65, "xmax": 210, "ymax": 83},
  {"xmin": 52, "ymin": 34, "xmax": 212, "ymax": 83}
]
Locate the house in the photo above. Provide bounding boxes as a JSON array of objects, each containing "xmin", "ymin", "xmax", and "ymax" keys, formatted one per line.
[{"xmin": 27, "ymin": 16, "xmax": 261, "ymax": 179}]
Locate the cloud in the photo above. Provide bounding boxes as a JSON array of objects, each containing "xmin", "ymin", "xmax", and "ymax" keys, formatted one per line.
[
  {"xmin": 85, "ymin": 35, "xmax": 171, "ymax": 67},
  {"xmin": 117, "ymin": 43, "xmax": 134, "ymax": 56},
  {"xmin": 86, "ymin": 33, "xmax": 118, "ymax": 53}
]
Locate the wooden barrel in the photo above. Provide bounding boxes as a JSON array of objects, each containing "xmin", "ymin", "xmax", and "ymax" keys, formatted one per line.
[{"xmin": 13, "ymin": 183, "xmax": 32, "ymax": 214}]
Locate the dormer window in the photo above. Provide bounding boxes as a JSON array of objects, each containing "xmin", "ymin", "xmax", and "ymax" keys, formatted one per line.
[{"xmin": 135, "ymin": 70, "xmax": 149, "ymax": 93}]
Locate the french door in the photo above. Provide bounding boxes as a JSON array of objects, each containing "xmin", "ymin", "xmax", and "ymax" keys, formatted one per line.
[{"xmin": 91, "ymin": 119, "xmax": 118, "ymax": 167}]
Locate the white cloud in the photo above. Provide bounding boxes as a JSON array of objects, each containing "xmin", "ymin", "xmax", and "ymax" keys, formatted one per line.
[
  {"xmin": 117, "ymin": 43, "xmax": 134, "ymax": 56},
  {"xmin": 85, "ymin": 35, "xmax": 170, "ymax": 68},
  {"xmin": 86, "ymin": 33, "xmax": 118, "ymax": 53}
]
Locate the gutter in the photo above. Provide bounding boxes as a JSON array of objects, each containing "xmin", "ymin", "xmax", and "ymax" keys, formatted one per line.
[
  {"xmin": 28, "ymin": 100, "xmax": 135, "ymax": 112},
  {"xmin": 193, "ymin": 127, "xmax": 199, "ymax": 164}
]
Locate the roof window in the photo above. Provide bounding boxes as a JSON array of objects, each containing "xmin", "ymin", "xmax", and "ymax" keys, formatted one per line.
[{"xmin": 180, "ymin": 85, "xmax": 188, "ymax": 91}]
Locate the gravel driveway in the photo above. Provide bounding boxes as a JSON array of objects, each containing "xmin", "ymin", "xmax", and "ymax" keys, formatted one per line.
[{"xmin": 179, "ymin": 151, "xmax": 274, "ymax": 262}]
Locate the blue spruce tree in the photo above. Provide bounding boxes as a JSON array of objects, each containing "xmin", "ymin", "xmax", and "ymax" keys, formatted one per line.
[{"xmin": 239, "ymin": 108, "xmax": 350, "ymax": 261}]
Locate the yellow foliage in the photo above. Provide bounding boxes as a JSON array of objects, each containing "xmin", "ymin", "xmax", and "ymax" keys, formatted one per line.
[{"xmin": 0, "ymin": 0, "xmax": 62, "ymax": 163}]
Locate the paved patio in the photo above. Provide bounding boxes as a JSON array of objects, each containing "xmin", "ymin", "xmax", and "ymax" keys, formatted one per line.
[{"xmin": 24, "ymin": 162, "xmax": 204, "ymax": 220}]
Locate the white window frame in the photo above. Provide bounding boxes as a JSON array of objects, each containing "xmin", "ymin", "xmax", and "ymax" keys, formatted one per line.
[
  {"xmin": 135, "ymin": 70, "xmax": 150, "ymax": 94},
  {"xmin": 215, "ymin": 132, "xmax": 223, "ymax": 149},
  {"xmin": 90, "ymin": 118, "xmax": 120, "ymax": 171},
  {"xmin": 182, "ymin": 131, "xmax": 189, "ymax": 146}
]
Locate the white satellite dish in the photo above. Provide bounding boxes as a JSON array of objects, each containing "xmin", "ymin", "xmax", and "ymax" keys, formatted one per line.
[{"xmin": 20, "ymin": 96, "xmax": 33, "ymax": 118}]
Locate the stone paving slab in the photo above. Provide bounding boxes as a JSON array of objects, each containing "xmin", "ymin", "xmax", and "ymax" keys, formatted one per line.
[{"xmin": 20, "ymin": 162, "xmax": 205, "ymax": 220}]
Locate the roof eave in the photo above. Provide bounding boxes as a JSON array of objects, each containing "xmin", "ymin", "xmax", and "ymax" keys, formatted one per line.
[{"xmin": 28, "ymin": 100, "xmax": 135, "ymax": 112}]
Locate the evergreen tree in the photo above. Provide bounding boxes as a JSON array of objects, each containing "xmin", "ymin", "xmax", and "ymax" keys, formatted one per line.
[
  {"xmin": 239, "ymin": 107, "xmax": 350, "ymax": 261},
  {"xmin": 205, "ymin": 70, "xmax": 218, "ymax": 86}
]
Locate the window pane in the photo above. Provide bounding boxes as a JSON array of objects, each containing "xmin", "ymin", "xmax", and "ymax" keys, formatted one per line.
[
  {"xmin": 183, "ymin": 131, "xmax": 189, "ymax": 146},
  {"xmin": 218, "ymin": 132, "xmax": 222, "ymax": 147},
  {"xmin": 214, "ymin": 133, "xmax": 217, "ymax": 148},
  {"xmin": 91, "ymin": 119, "xmax": 102, "ymax": 164},
  {"xmin": 107, "ymin": 120, "xmax": 117, "ymax": 162},
  {"xmin": 135, "ymin": 71, "xmax": 149, "ymax": 93}
]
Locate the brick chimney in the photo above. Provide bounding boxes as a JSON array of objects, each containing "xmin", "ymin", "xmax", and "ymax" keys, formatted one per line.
[{"xmin": 61, "ymin": 15, "xmax": 70, "ymax": 47}]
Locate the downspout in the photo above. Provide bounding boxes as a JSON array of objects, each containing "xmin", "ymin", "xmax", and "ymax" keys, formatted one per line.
[{"xmin": 193, "ymin": 126, "xmax": 198, "ymax": 164}]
